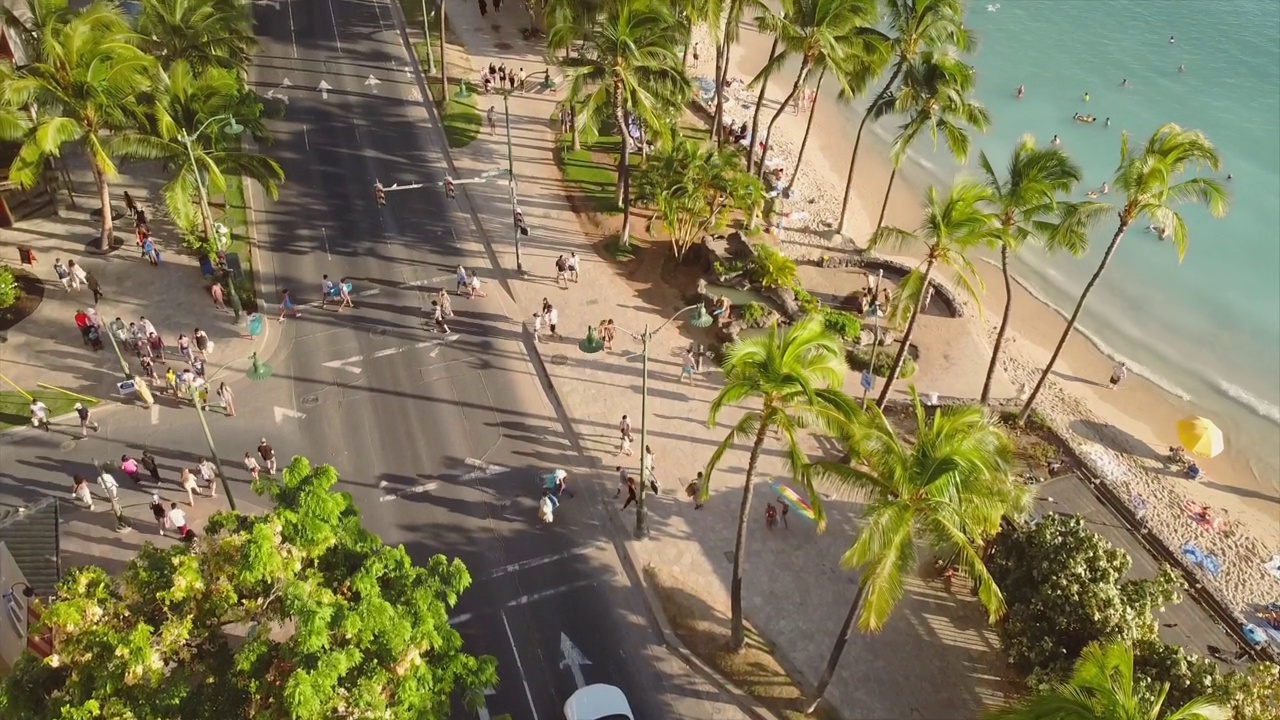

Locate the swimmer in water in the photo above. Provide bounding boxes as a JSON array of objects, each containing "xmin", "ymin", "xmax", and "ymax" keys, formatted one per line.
[
  {"xmin": 1121, "ymin": 78, "xmax": 1129, "ymax": 87},
  {"xmin": 1226, "ymin": 173, "xmax": 1233, "ymax": 181},
  {"xmin": 1083, "ymin": 92, "xmax": 1090, "ymax": 102},
  {"xmin": 1086, "ymin": 191, "xmax": 1099, "ymax": 199},
  {"xmin": 1050, "ymin": 134, "xmax": 1061, "ymax": 145},
  {"xmin": 1016, "ymin": 84, "xmax": 1024, "ymax": 99},
  {"xmin": 1169, "ymin": 35, "xmax": 1175, "ymax": 44},
  {"xmin": 1100, "ymin": 182, "xmax": 1109, "ymax": 195},
  {"xmin": 1178, "ymin": 64, "xmax": 1186, "ymax": 73},
  {"xmin": 1105, "ymin": 117, "xmax": 1111, "ymax": 127}
]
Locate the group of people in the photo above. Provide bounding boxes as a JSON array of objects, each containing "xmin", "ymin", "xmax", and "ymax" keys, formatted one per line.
[{"xmin": 480, "ymin": 61, "xmax": 525, "ymax": 94}]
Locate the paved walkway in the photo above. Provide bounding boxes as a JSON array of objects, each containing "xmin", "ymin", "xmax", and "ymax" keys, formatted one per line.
[{"xmin": 441, "ymin": 8, "xmax": 1016, "ymax": 719}]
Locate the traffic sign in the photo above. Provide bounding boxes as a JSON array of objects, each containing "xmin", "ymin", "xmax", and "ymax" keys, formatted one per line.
[
  {"xmin": 860, "ymin": 371, "xmax": 874, "ymax": 391},
  {"xmin": 117, "ymin": 379, "xmax": 137, "ymax": 395}
]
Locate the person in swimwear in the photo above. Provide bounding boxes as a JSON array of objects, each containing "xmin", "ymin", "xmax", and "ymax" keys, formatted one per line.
[
  {"xmin": 1050, "ymin": 134, "xmax": 1061, "ymax": 145},
  {"xmin": 1016, "ymin": 84, "xmax": 1024, "ymax": 99}
]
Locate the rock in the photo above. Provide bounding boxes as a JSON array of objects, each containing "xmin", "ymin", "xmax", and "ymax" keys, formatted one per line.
[
  {"xmin": 764, "ymin": 285, "xmax": 801, "ymax": 320},
  {"xmin": 726, "ymin": 230, "xmax": 753, "ymax": 259}
]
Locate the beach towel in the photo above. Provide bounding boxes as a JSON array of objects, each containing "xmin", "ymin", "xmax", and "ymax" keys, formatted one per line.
[
  {"xmin": 1181, "ymin": 542, "xmax": 1206, "ymax": 566},
  {"xmin": 768, "ymin": 480, "xmax": 815, "ymax": 522},
  {"xmin": 1242, "ymin": 623, "xmax": 1267, "ymax": 647},
  {"xmin": 1264, "ymin": 555, "xmax": 1280, "ymax": 580}
]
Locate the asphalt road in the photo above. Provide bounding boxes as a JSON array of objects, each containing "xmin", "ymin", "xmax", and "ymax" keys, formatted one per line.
[{"xmin": 245, "ymin": 1, "xmax": 733, "ymax": 718}]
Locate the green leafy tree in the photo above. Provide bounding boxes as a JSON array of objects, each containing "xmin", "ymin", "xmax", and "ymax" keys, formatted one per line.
[
  {"xmin": 1218, "ymin": 662, "xmax": 1280, "ymax": 720},
  {"xmin": 1018, "ymin": 124, "xmax": 1229, "ymax": 423},
  {"xmin": 984, "ymin": 640, "xmax": 1228, "ymax": 720},
  {"xmin": 802, "ymin": 389, "xmax": 1028, "ymax": 712},
  {"xmin": 869, "ymin": 180, "xmax": 996, "ymax": 404},
  {"xmin": 837, "ymin": 0, "xmax": 969, "ymax": 229},
  {"xmin": 701, "ymin": 314, "xmax": 859, "ymax": 651},
  {"xmin": 986, "ymin": 513, "xmax": 1184, "ymax": 684},
  {"xmin": 0, "ymin": 265, "xmax": 19, "ymax": 309},
  {"xmin": 977, "ymin": 136, "xmax": 1089, "ymax": 405},
  {"xmin": 559, "ymin": 0, "xmax": 690, "ymax": 246},
  {"xmin": 874, "ymin": 50, "xmax": 989, "ymax": 231},
  {"xmin": 0, "ymin": 457, "xmax": 496, "ymax": 719},
  {"xmin": 1132, "ymin": 638, "xmax": 1223, "ymax": 714},
  {"xmin": 753, "ymin": 0, "xmax": 882, "ymax": 179},
  {"xmin": 1, "ymin": 0, "xmax": 154, "ymax": 250},
  {"xmin": 114, "ymin": 60, "xmax": 282, "ymax": 248},
  {"xmin": 136, "ymin": 0, "xmax": 255, "ymax": 72},
  {"xmin": 634, "ymin": 137, "xmax": 762, "ymax": 258}
]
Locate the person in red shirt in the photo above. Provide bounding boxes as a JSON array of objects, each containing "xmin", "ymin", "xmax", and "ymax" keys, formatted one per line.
[{"xmin": 74, "ymin": 309, "xmax": 92, "ymax": 345}]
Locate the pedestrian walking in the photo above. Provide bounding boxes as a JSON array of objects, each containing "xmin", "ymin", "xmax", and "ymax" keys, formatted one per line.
[
  {"xmin": 135, "ymin": 207, "xmax": 148, "ymax": 231},
  {"xmin": 430, "ymin": 301, "xmax": 450, "ymax": 333},
  {"xmin": 72, "ymin": 475, "xmax": 94, "ymax": 509},
  {"xmin": 493, "ymin": 0, "xmax": 502, "ymax": 11},
  {"xmin": 85, "ymin": 272, "xmax": 103, "ymax": 303},
  {"xmin": 149, "ymin": 493, "xmax": 169, "ymax": 535},
  {"xmin": 120, "ymin": 454, "xmax": 142, "ymax": 485},
  {"xmin": 176, "ymin": 333, "xmax": 192, "ymax": 363},
  {"xmin": 141, "ymin": 236, "xmax": 159, "ymax": 265},
  {"xmin": 279, "ymin": 289, "xmax": 300, "ymax": 320},
  {"xmin": 210, "ymin": 281, "xmax": 226, "ymax": 311},
  {"xmin": 168, "ymin": 503, "xmax": 189, "ymax": 536},
  {"xmin": 467, "ymin": 271, "xmax": 487, "ymax": 298},
  {"xmin": 515, "ymin": 67, "xmax": 525, "ymax": 92},
  {"xmin": 258, "ymin": 438, "xmax": 277, "ymax": 474},
  {"xmin": 568, "ymin": 252, "xmax": 580, "ymax": 282},
  {"xmin": 74, "ymin": 309, "xmax": 93, "ymax": 345},
  {"xmin": 54, "ymin": 258, "xmax": 72, "ymax": 290},
  {"xmin": 482, "ymin": 73, "xmax": 493, "ymax": 94},
  {"xmin": 643, "ymin": 445, "xmax": 659, "ymax": 493},
  {"xmin": 680, "ymin": 349, "xmax": 696, "ymax": 384},
  {"xmin": 141, "ymin": 450, "xmax": 162, "ymax": 483},
  {"xmin": 1108, "ymin": 362, "xmax": 1127, "ymax": 390},
  {"xmin": 97, "ymin": 467, "xmax": 120, "ymax": 502},
  {"xmin": 532, "ymin": 311, "xmax": 545, "ymax": 342},
  {"xmin": 621, "ymin": 476, "xmax": 638, "ymax": 510},
  {"xmin": 600, "ymin": 319, "xmax": 616, "ymax": 350},
  {"xmin": 320, "ymin": 274, "xmax": 336, "ymax": 309},
  {"xmin": 456, "ymin": 265, "xmax": 468, "ymax": 294},
  {"xmin": 140, "ymin": 355, "xmax": 156, "ymax": 383},
  {"xmin": 84, "ymin": 306, "xmax": 103, "ymax": 330},
  {"xmin": 74, "ymin": 403, "xmax": 98, "ymax": 436},
  {"xmin": 338, "ymin": 277, "xmax": 354, "ymax": 309},
  {"xmin": 478, "ymin": 0, "xmax": 487, "ymax": 16},
  {"xmin": 686, "ymin": 471, "xmax": 705, "ymax": 509},
  {"xmin": 217, "ymin": 382, "xmax": 235, "ymax": 416},
  {"xmin": 108, "ymin": 316, "xmax": 127, "ymax": 343},
  {"xmin": 139, "ymin": 316, "xmax": 157, "ymax": 338},
  {"xmin": 508, "ymin": 71, "xmax": 517, "ymax": 91},
  {"xmin": 554, "ymin": 255, "xmax": 569, "ymax": 287},
  {"xmin": 546, "ymin": 305, "xmax": 560, "ymax": 338},
  {"xmin": 438, "ymin": 288, "xmax": 453, "ymax": 318},
  {"xmin": 68, "ymin": 259, "xmax": 86, "ymax": 290},
  {"xmin": 617, "ymin": 415, "xmax": 634, "ymax": 456},
  {"xmin": 29, "ymin": 399, "xmax": 50, "ymax": 432},
  {"xmin": 193, "ymin": 328, "xmax": 211, "ymax": 358},
  {"xmin": 615, "ymin": 465, "xmax": 629, "ymax": 497},
  {"xmin": 244, "ymin": 452, "xmax": 261, "ymax": 480},
  {"xmin": 164, "ymin": 366, "xmax": 179, "ymax": 396},
  {"xmin": 197, "ymin": 457, "xmax": 218, "ymax": 498},
  {"xmin": 559, "ymin": 106, "xmax": 571, "ymax": 134},
  {"xmin": 124, "ymin": 190, "xmax": 138, "ymax": 218},
  {"xmin": 498, "ymin": 63, "xmax": 506, "ymax": 84},
  {"xmin": 487, "ymin": 106, "xmax": 497, "ymax": 135},
  {"xmin": 179, "ymin": 468, "xmax": 198, "ymax": 505}
]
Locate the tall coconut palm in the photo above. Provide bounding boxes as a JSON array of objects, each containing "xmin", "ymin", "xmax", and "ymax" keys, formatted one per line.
[
  {"xmin": 977, "ymin": 137, "xmax": 1090, "ymax": 405},
  {"xmin": 136, "ymin": 0, "xmax": 254, "ymax": 72},
  {"xmin": 114, "ymin": 61, "xmax": 282, "ymax": 246},
  {"xmin": 710, "ymin": 0, "xmax": 763, "ymax": 144},
  {"xmin": 2, "ymin": 1, "xmax": 154, "ymax": 250},
  {"xmin": 743, "ymin": 26, "xmax": 780, "ymax": 177},
  {"xmin": 803, "ymin": 388, "xmax": 1028, "ymax": 712},
  {"xmin": 870, "ymin": 180, "xmax": 996, "ymax": 405},
  {"xmin": 560, "ymin": 0, "xmax": 690, "ymax": 247},
  {"xmin": 837, "ymin": 0, "xmax": 968, "ymax": 231},
  {"xmin": 875, "ymin": 50, "xmax": 989, "ymax": 231},
  {"xmin": 984, "ymin": 640, "xmax": 1229, "ymax": 720},
  {"xmin": 753, "ymin": 0, "xmax": 883, "ymax": 180},
  {"xmin": 1017, "ymin": 124, "xmax": 1229, "ymax": 423},
  {"xmin": 701, "ymin": 314, "xmax": 860, "ymax": 651}
]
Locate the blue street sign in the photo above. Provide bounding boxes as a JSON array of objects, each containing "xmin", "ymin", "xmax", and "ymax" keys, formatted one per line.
[{"xmin": 860, "ymin": 371, "xmax": 874, "ymax": 391}]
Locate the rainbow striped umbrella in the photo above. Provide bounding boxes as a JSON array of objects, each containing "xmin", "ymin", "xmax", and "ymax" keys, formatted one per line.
[{"xmin": 769, "ymin": 480, "xmax": 815, "ymax": 522}]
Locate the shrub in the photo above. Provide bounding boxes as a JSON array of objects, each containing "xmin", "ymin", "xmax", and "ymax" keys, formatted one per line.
[
  {"xmin": 847, "ymin": 345, "xmax": 915, "ymax": 379},
  {"xmin": 0, "ymin": 266, "xmax": 19, "ymax": 310},
  {"xmin": 820, "ymin": 308, "xmax": 861, "ymax": 340},
  {"xmin": 740, "ymin": 301, "xmax": 769, "ymax": 326},
  {"xmin": 793, "ymin": 287, "xmax": 821, "ymax": 315},
  {"xmin": 220, "ymin": 276, "xmax": 259, "ymax": 314},
  {"xmin": 712, "ymin": 259, "xmax": 745, "ymax": 278},
  {"xmin": 748, "ymin": 243, "xmax": 797, "ymax": 289}
]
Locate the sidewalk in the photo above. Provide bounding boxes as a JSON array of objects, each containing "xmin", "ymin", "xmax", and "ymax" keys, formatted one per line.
[
  {"xmin": 0, "ymin": 156, "xmax": 278, "ymax": 428},
  {"xmin": 440, "ymin": 8, "xmax": 1015, "ymax": 720}
]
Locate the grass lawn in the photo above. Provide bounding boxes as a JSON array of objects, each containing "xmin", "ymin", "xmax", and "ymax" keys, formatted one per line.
[
  {"xmin": 410, "ymin": 41, "xmax": 482, "ymax": 148},
  {"xmin": 0, "ymin": 390, "xmax": 98, "ymax": 432},
  {"xmin": 555, "ymin": 135, "xmax": 623, "ymax": 215}
]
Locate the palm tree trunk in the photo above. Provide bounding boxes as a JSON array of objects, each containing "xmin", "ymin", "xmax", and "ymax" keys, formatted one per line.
[
  {"xmin": 1018, "ymin": 223, "xmax": 1129, "ymax": 424},
  {"xmin": 756, "ymin": 67, "xmax": 807, "ymax": 180},
  {"xmin": 804, "ymin": 583, "xmax": 867, "ymax": 714},
  {"xmin": 570, "ymin": 107, "xmax": 580, "ymax": 151},
  {"xmin": 711, "ymin": 36, "xmax": 727, "ymax": 144},
  {"xmin": 91, "ymin": 161, "xmax": 113, "ymax": 250},
  {"xmin": 874, "ymin": 165, "xmax": 899, "ymax": 231},
  {"xmin": 876, "ymin": 260, "xmax": 935, "ymax": 405},
  {"xmin": 980, "ymin": 243, "xmax": 1014, "ymax": 405},
  {"xmin": 439, "ymin": 2, "xmax": 448, "ymax": 97},
  {"xmin": 745, "ymin": 36, "xmax": 781, "ymax": 176},
  {"xmin": 838, "ymin": 64, "xmax": 904, "ymax": 231},
  {"xmin": 614, "ymin": 100, "xmax": 633, "ymax": 247},
  {"xmin": 730, "ymin": 418, "xmax": 773, "ymax": 650},
  {"xmin": 785, "ymin": 68, "xmax": 824, "ymax": 193}
]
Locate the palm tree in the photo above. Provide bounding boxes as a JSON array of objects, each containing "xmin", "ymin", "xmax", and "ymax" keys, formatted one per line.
[
  {"xmin": 136, "ymin": 0, "xmax": 255, "ymax": 72},
  {"xmin": 869, "ymin": 180, "xmax": 996, "ymax": 405},
  {"xmin": 977, "ymin": 136, "xmax": 1090, "ymax": 405},
  {"xmin": 701, "ymin": 314, "xmax": 860, "ymax": 651},
  {"xmin": 560, "ymin": 0, "xmax": 690, "ymax": 247},
  {"xmin": 2, "ymin": 1, "xmax": 154, "ymax": 250},
  {"xmin": 114, "ymin": 61, "xmax": 283, "ymax": 246},
  {"xmin": 753, "ymin": 0, "xmax": 882, "ymax": 180},
  {"xmin": 983, "ymin": 640, "xmax": 1229, "ymax": 720},
  {"xmin": 710, "ymin": 0, "xmax": 762, "ymax": 144},
  {"xmin": 874, "ymin": 51, "xmax": 989, "ymax": 231},
  {"xmin": 837, "ymin": 0, "xmax": 969, "ymax": 231},
  {"xmin": 743, "ymin": 28, "xmax": 781, "ymax": 177},
  {"xmin": 803, "ymin": 388, "xmax": 1027, "ymax": 712},
  {"xmin": 1017, "ymin": 124, "xmax": 1229, "ymax": 423}
]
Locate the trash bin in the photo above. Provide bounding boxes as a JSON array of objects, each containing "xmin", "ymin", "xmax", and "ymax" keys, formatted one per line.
[
  {"xmin": 18, "ymin": 246, "xmax": 36, "ymax": 265},
  {"xmin": 198, "ymin": 254, "xmax": 215, "ymax": 278}
]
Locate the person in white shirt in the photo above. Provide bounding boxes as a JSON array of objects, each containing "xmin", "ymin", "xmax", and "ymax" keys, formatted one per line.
[
  {"xmin": 97, "ymin": 468, "xmax": 119, "ymax": 501},
  {"xmin": 72, "ymin": 475, "xmax": 94, "ymax": 509},
  {"xmin": 567, "ymin": 252, "xmax": 580, "ymax": 283},
  {"xmin": 197, "ymin": 457, "xmax": 218, "ymax": 498},
  {"xmin": 532, "ymin": 311, "xmax": 545, "ymax": 342},
  {"xmin": 546, "ymin": 306, "xmax": 560, "ymax": 338},
  {"xmin": 168, "ymin": 503, "xmax": 189, "ymax": 536},
  {"xmin": 29, "ymin": 400, "xmax": 50, "ymax": 431}
]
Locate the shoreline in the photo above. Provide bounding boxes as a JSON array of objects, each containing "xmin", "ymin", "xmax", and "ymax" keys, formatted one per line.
[{"xmin": 692, "ymin": 23, "xmax": 1280, "ymax": 616}]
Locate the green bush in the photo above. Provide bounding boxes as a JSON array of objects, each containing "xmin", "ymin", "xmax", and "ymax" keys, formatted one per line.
[
  {"xmin": 740, "ymin": 301, "xmax": 769, "ymax": 326},
  {"xmin": 820, "ymin": 308, "xmax": 861, "ymax": 340},
  {"xmin": 712, "ymin": 259, "xmax": 745, "ymax": 278},
  {"xmin": 847, "ymin": 345, "xmax": 915, "ymax": 379},
  {"xmin": 748, "ymin": 244, "xmax": 797, "ymax": 289},
  {"xmin": 220, "ymin": 276, "xmax": 259, "ymax": 313},
  {"xmin": 0, "ymin": 266, "xmax": 19, "ymax": 310},
  {"xmin": 793, "ymin": 286, "xmax": 821, "ymax": 315}
]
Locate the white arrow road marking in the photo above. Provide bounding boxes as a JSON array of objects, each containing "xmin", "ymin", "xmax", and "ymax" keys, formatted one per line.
[
  {"xmin": 398, "ymin": 274, "xmax": 457, "ymax": 289},
  {"xmin": 461, "ymin": 458, "xmax": 510, "ymax": 481},
  {"xmin": 265, "ymin": 88, "xmax": 289, "ymax": 104},
  {"xmin": 364, "ymin": 75, "xmax": 381, "ymax": 93},
  {"xmin": 279, "ymin": 77, "xmax": 293, "ymax": 88},
  {"xmin": 378, "ymin": 482, "xmax": 438, "ymax": 502},
  {"xmin": 560, "ymin": 633, "xmax": 591, "ymax": 689},
  {"xmin": 322, "ymin": 334, "xmax": 459, "ymax": 375},
  {"xmin": 251, "ymin": 0, "xmax": 279, "ymax": 8},
  {"xmin": 476, "ymin": 687, "xmax": 497, "ymax": 720},
  {"xmin": 317, "ymin": 80, "xmax": 331, "ymax": 99},
  {"xmin": 322, "ymin": 355, "xmax": 364, "ymax": 374},
  {"xmin": 273, "ymin": 406, "xmax": 306, "ymax": 424}
]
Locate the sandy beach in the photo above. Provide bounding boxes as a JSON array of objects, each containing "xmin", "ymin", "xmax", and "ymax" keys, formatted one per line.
[{"xmin": 688, "ymin": 22, "xmax": 1280, "ymax": 618}]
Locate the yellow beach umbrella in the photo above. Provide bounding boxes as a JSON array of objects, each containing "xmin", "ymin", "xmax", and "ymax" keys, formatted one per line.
[{"xmin": 1176, "ymin": 416, "xmax": 1225, "ymax": 458}]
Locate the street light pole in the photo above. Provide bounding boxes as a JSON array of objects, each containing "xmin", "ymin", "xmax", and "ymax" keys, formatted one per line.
[
  {"xmin": 421, "ymin": 0, "xmax": 436, "ymax": 75},
  {"xmin": 187, "ymin": 385, "xmax": 239, "ymax": 512},
  {"xmin": 500, "ymin": 90, "xmax": 524, "ymax": 274},
  {"xmin": 860, "ymin": 270, "xmax": 884, "ymax": 409}
]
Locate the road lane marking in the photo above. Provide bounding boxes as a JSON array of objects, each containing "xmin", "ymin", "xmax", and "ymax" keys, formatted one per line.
[
  {"xmin": 476, "ymin": 687, "xmax": 496, "ymax": 720},
  {"xmin": 322, "ymin": 355, "xmax": 364, "ymax": 374},
  {"xmin": 326, "ymin": 0, "xmax": 342, "ymax": 53},
  {"xmin": 273, "ymin": 406, "xmax": 305, "ymax": 424},
  {"xmin": 398, "ymin": 274, "xmax": 456, "ymax": 289},
  {"xmin": 449, "ymin": 579, "xmax": 602, "ymax": 626},
  {"xmin": 299, "ymin": 287, "xmax": 380, "ymax": 310},
  {"xmin": 302, "ymin": 124, "xmax": 310, "ymax": 149},
  {"xmin": 560, "ymin": 633, "xmax": 591, "ymax": 689},
  {"xmin": 365, "ymin": 75, "xmax": 381, "ymax": 93},
  {"xmin": 378, "ymin": 481, "xmax": 438, "ymax": 502},
  {"xmin": 321, "ymin": 335, "xmax": 459, "ymax": 375},
  {"xmin": 448, "ymin": 612, "xmax": 472, "ymax": 626},
  {"xmin": 322, "ymin": 226, "xmax": 331, "ymax": 260},
  {"xmin": 317, "ymin": 80, "xmax": 331, "ymax": 99},
  {"xmin": 501, "ymin": 611, "xmax": 541, "ymax": 720},
  {"xmin": 478, "ymin": 542, "xmax": 610, "ymax": 581}
]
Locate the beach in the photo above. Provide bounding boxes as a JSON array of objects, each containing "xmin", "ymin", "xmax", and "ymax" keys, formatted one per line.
[{"xmin": 687, "ymin": 13, "xmax": 1280, "ymax": 619}]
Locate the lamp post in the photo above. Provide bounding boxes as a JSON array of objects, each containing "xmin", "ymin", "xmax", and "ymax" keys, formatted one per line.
[
  {"xmin": 860, "ymin": 270, "xmax": 884, "ymax": 409},
  {"xmin": 499, "ymin": 89, "xmax": 524, "ymax": 273},
  {"xmin": 187, "ymin": 384, "xmax": 239, "ymax": 512},
  {"xmin": 4, "ymin": 582, "xmax": 35, "ymax": 639},
  {"xmin": 420, "ymin": 0, "xmax": 436, "ymax": 75},
  {"xmin": 579, "ymin": 304, "xmax": 713, "ymax": 538},
  {"xmin": 178, "ymin": 115, "xmax": 246, "ymax": 322}
]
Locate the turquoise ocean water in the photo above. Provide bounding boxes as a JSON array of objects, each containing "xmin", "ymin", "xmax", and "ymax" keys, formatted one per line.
[{"xmin": 849, "ymin": 0, "xmax": 1280, "ymax": 485}]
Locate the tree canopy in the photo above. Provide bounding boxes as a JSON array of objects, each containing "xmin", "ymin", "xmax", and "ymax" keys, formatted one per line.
[{"xmin": 0, "ymin": 457, "xmax": 496, "ymax": 720}]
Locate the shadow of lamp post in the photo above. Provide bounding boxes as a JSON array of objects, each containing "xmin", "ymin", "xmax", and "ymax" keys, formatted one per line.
[{"xmin": 578, "ymin": 304, "xmax": 713, "ymax": 538}]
